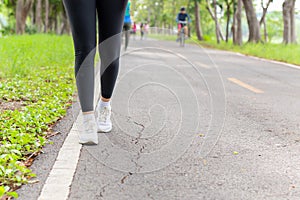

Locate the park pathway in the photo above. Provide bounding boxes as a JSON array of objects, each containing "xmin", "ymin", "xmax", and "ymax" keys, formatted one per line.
[{"xmin": 20, "ymin": 39, "xmax": 300, "ymax": 200}]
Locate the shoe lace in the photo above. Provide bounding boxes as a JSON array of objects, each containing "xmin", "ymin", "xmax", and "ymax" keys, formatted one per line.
[
  {"xmin": 83, "ymin": 116, "xmax": 94, "ymax": 131},
  {"xmin": 100, "ymin": 107, "xmax": 110, "ymax": 122}
]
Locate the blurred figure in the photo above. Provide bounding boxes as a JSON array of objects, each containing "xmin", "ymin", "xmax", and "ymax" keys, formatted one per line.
[
  {"xmin": 132, "ymin": 21, "xmax": 137, "ymax": 40},
  {"xmin": 176, "ymin": 7, "xmax": 191, "ymax": 41},
  {"xmin": 140, "ymin": 22, "xmax": 144, "ymax": 40},
  {"xmin": 144, "ymin": 22, "xmax": 149, "ymax": 39},
  {"xmin": 123, "ymin": 1, "xmax": 132, "ymax": 50}
]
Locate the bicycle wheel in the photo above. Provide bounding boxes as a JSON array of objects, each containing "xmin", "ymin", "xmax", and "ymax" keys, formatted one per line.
[{"xmin": 180, "ymin": 30, "xmax": 185, "ymax": 47}]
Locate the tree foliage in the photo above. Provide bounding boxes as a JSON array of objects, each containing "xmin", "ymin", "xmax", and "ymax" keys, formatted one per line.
[{"xmin": 0, "ymin": 0, "xmax": 298, "ymax": 44}]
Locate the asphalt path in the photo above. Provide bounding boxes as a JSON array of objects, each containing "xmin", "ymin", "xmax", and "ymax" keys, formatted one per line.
[{"xmin": 18, "ymin": 38, "xmax": 300, "ymax": 200}]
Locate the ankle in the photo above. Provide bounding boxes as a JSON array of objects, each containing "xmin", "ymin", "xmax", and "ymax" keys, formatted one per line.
[
  {"xmin": 83, "ymin": 111, "xmax": 94, "ymax": 115},
  {"xmin": 100, "ymin": 96, "xmax": 110, "ymax": 102},
  {"xmin": 99, "ymin": 98, "xmax": 111, "ymax": 108}
]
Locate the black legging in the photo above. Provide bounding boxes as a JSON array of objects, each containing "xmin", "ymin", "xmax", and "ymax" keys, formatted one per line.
[{"xmin": 63, "ymin": 0, "xmax": 128, "ymax": 112}]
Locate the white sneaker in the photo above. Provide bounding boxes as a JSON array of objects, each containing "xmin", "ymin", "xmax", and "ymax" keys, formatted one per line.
[
  {"xmin": 97, "ymin": 105, "xmax": 112, "ymax": 133},
  {"xmin": 78, "ymin": 113, "xmax": 98, "ymax": 145}
]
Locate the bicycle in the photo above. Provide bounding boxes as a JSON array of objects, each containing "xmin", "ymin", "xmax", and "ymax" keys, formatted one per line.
[{"xmin": 178, "ymin": 21, "xmax": 187, "ymax": 47}]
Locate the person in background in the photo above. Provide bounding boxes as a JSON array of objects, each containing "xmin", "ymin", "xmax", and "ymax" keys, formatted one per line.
[
  {"xmin": 176, "ymin": 6, "xmax": 191, "ymax": 41},
  {"xmin": 123, "ymin": 1, "xmax": 132, "ymax": 50},
  {"xmin": 140, "ymin": 22, "xmax": 144, "ymax": 40},
  {"xmin": 144, "ymin": 22, "xmax": 149, "ymax": 39},
  {"xmin": 132, "ymin": 21, "xmax": 137, "ymax": 40}
]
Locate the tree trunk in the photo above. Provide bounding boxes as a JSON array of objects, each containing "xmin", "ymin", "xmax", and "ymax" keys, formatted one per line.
[
  {"xmin": 16, "ymin": 0, "xmax": 33, "ymax": 34},
  {"xmin": 35, "ymin": 0, "xmax": 42, "ymax": 32},
  {"xmin": 259, "ymin": 0, "xmax": 272, "ymax": 43},
  {"xmin": 283, "ymin": 1, "xmax": 290, "ymax": 43},
  {"xmin": 263, "ymin": 19, "xmax": 267, "ymax": 42},
  {"xmin": 54, "ymin": 15, "xmax": 58, "ymax": 34},
  {"xmin": 259, "ymin": 0, "xmax": 272, "ymax": 26},
  {"xmin": 242, "ymin": 0, "xmax": 260, "ymax": 43},
  {"xmin": 225, "ymin": 0, "xmax": 232, "ymax": 42},
  {"xmin": 290, "ymin": 0, "xmax": 296, "ymax": 43},
  {"xmin": 60, "ymin": 7, "xmax": 70, "ymax": 35},
  {"xmin": 194, "ymin": 0, "xmax": 203, "ymax": 40},
  {"xmin": 282, "ymin": 0, "xmax": 296, "ymax": 44},
  {"xmin": 213, "ymin": 0, "xmax": 220, "ymax": 44},
  {"xmin": 232, "ymin": 0, "xmax": 236, "ymax": 43},
  {"xmin": 233, "ymin": 0, "xmax": 242, "ymax": 45},
  {"xmin": 206, "ymin": 0, "xmax": 224, "ymax": 42},
  {"xmin": 236, "ymin": 0, "xmax": 242, "ymax": 45},
  {"xmin": 31, "ymin": 2, "xmax": 35, "ymax": 25},
  {"xmin": 44, "ymin": 0, "xmax": 49, "ymax": 33}
]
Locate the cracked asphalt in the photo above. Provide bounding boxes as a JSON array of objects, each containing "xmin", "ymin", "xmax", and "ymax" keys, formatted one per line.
[
  {"xmin": 68, "ymin": 39, "xmax": 300, "ymax": 199},
  {"xmin": 18, "ymin": 39, "xmax": 300, "ymax": 200}
]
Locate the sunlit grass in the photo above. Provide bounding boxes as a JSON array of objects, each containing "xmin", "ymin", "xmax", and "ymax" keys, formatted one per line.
[
  {"xmin": 149, "ymin": 34, "xmax": 300, "ymax": 66},
  {"xmin": 0, "ymin": 34, "xmax": 74, "ymax": 77},
  {"xmin": 199, "ymin": 40, "xmax": 300, "ymax": 66},
  {"xmin": 0, "ymin": 34, "xmax": 74, "ymax": 198}
]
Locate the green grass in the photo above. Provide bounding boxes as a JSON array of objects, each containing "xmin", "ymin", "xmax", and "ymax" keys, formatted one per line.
[
  {"xmin": 1, "ymin": 33, "xmax": 299, "ymax": 198},
  {"xmin": 149, "ymin": 34, "xmax": 178, "ymax": 41},
  {"xmin": 197, "ymin": 39, "xmax": 300, "ymax": 66},
  {"xmin": 149, "ymin": 34, "xmax": 300, "ymax": 66},
  {"xmin": 0, "ymin": 34, "xmax": 74, "ymax": 198}
]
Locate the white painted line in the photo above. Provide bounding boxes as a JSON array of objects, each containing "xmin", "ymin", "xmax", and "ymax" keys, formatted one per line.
[
  {"xmin": 234, "ymin": 52, "xmax": 300, "ymax": 71},
  {"xmin": 176, "ymin": 62, "xmax": 211, "ymax": 69},
  {"xmin": 38, "ymin": 70, "xmax": 101, "ymax": 200},
  {"xmin": 38, "ymin": 122, "xmax": 82, "ymax": 200}
]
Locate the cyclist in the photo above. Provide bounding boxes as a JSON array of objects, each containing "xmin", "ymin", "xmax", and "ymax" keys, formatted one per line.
[
  {"xmin": 123, "ymin": 1, "xmax": 132, "ymax": 50},
  {"xmin": 176, "ymin": 7, "xmax": 191, "ymax": 41}
]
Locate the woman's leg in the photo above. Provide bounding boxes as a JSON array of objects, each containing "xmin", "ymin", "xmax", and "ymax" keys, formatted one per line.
[
  {"xmin": 95, "ymin": 0, "xmax": 127, "ymax": 133},
  {"xmin": 63, "ymin": 0, "xmax": 96, "ymax": 113},
  {"xmin": 96, "ymin": 0, "xmax": 128, "ymax": 101},
  {"xmin": 63, "ymin": 0, "xmax": 98, "ymax": 144}
]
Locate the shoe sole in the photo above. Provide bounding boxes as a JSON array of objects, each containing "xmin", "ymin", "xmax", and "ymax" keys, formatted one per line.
[
  {"xmin": 97, "ymin": 127, "xmax": 112, "ymax": 133},
  {"xmin": 78, "ymin": 134, "xmax": 98, "ymax": 145},
  {"xmin": 79, "ymin": 140, "xmax": 98, "ymax": 145}
]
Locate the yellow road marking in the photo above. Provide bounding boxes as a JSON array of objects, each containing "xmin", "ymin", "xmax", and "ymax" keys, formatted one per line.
[
  {"xmin": 196, "ymin": 61, "xmax": 211, "ymax": 69},
  {"xmin": 228, "ymin": 77, "xmax": 264, "ymax": 94}
]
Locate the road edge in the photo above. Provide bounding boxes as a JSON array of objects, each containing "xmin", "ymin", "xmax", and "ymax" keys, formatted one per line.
[{"xmin": 37, "ymin": 68, "xmax": 100, "ymax": 200}]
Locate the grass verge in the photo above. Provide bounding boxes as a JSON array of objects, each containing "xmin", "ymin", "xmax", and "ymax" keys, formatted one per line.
[
  {"xmin": 149, "ymin": 34, "xmax": 300, "ymax": 66},
  {"xmin": 0, "ymin": 34, "xmax": 74, "ymax": 199}
]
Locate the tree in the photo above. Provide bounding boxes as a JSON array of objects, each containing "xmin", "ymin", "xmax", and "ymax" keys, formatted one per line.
[
  {"xmin": 224, "ymin": 0, "xmax": 233, "ymax": 42},
  {"xmin": 35, "ymin": 0, "xmax": 42, "ymax": 32},
  {"xmin": 16, "ymin": 0, "xmax": 33, "ymax": 34},
  {"xmin": 194, "ymin": 0, "xmax": 203, "ymax": 40},
  {"xmin": 44, "ymin": 0, "xmax": 49, "ymax": 33},
  {"xmin": 282, "ymin": 0, "xmax": 296, "ymax": 44},
  {"xmin": 236, "ymin": 0, "xmax": 242, "ymax": 45},
  {"xmin": 232, "ymin": 0, "xmax": 242, "ymax": 45},
  {"xmin": 213, "ymin": 0, "xmax": 220, "ymax": 43},
  {"xmin": 242, "ymin": 0, "xmax": 260, "ymax": 43},
  {"xmin": 259, "ymin": 0, "xmax": 273, "ymax": 42},
  {"xmin": 206, "ymin": 0, "xmax": 224, "ymax": 42},
  {"xmin": 60, "ymin": 6, "xmax": 70, "ymax": 35}
]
